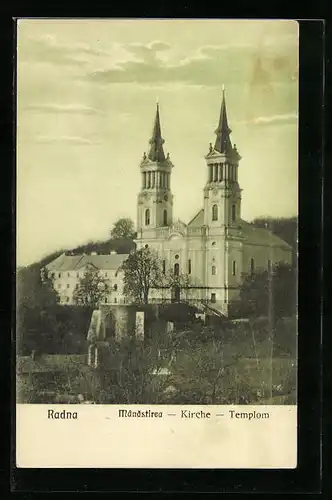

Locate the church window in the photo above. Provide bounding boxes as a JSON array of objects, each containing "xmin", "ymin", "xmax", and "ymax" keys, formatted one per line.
[
  {"xmin": 211, "ymin": 293, "xmax": 216, "ymax": 303},
  {"xmin": 67, "ymin": 284, "xmax": 70, "ymax": 289},
  {"xmin": 114, "ymin": 298, "xmax": 117, "ymax": 304},
  {"xmin": 76, "ymin": 272, "xmax": 79, "ymax": 278},
  {"xmin": 145, "ymin": 209, "xmax": 150, "ymax": 226},
  {"xmin": 232, "ymin": 261, "xmax": 236, "ymax": 276},
  {"xmin": 175, "ymin": 254, "xmax": 179, "ymax": 260},
  {"xmin": 67, "ymin": 272, "xmax": 70, "ymax": 277},
  {"xmin": 66, "ymin": 297, "xmax": 70, "ymax": 303},
  {"xmin": 232, "ymin": 204, "xmax": 236, "ymax": 223},
  {"xmin": 174, "ymin": 263, "xmax": 179, "ymax": 276},
  {"xmin": 162, "ymin": 260, "xmax": 166, "ymax": 275},
  {"xmin": 163, "ymin": 209, "xmax": 167, "ymax": 226},
  {"xmin": 114, "ymin": 284, "xmax": 118, "ymax": 291},
  {"xmin": 268, "ymin": 259, "xmax": 271, "ymax": 272},
  {"xmin": 212, "ymin": 204, "xmax": 218, "ymax": 221},
  {"xmin": 212, "ymin": 265, "xmax": 216, "ymax": 275},
  {"xmin": 250, "ymin": 258, "xmax": 255, "ymax": 274},
  {"xmin": 105, "ymin": 297, "xmax": 108, "ymax": 303},
  {"xmin": 58, "ymin": 272, "xmax": 61, "ymax": 278},
  {"xmin": 188, "ymin": 259, "xmax": 192, "ymax": 274}
]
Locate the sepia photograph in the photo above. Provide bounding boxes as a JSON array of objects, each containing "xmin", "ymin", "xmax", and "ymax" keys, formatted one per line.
[{"xmin": 16, "ymin": 19, "xmax": 298, "ymax": 410}]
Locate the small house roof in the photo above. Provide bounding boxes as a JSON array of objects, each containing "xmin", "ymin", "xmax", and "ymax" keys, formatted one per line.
[{"xmin": 46, "ymin": 253, "xmax": 129, "ymax": 272}]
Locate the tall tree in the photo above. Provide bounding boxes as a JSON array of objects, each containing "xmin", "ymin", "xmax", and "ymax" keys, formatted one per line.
[
  {"xmin": 121, "ymin": 247, "xmax": 162, "ymax": 304},
  {"xmin": 110, "ymin": 218, "xmax": 136, "ymax": 240},
  {"xmin": 73, "ymin": 268, "xmax": 110, "ymax": 308},
  {"xmin": 239, "ymin": 262, "xmax": 297, "ymax": 320}
]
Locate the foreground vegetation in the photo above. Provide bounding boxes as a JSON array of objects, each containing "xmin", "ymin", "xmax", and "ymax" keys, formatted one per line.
[{"xmin": 17, "ymin": 314, "xmax": 297, "ymax": 405}]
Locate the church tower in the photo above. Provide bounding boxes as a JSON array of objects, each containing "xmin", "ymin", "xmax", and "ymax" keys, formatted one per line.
[
  {"xmin": 137, "ymin": 103, "xmax": 174, "ymax": 236},
  {"xmin": 203, "ymin": 87, "xmax": 242, "ymax": 232}
]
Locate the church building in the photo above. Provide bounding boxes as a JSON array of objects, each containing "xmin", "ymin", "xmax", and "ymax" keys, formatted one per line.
[{"xmin": 135, "ymin": 89, "xmax": 292, "ymax": 315}]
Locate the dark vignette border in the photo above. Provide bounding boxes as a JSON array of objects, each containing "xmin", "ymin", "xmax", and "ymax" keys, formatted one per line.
[{"xmin": 6, "ymin": 16, "xmax": 324, "ymax": 495}]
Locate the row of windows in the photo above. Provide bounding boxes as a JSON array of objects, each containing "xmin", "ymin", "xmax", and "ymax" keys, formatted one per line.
[
  {"xmin": 57, "ymin": 283, "xmax": 119, "ymax": 290},
  {"xmin": 212, "ymin": 204, "xmax": 236, "ymax": 222},
  {"xmin": 145, "ymin": 209, "xmax": 168, "ymax": 226},
  {"xmin": 161, "ymin": 260, "xmax": 192, "ymax": 275},
  {"xmin": 59, "ymin": 296, "xmax": 120, "ymax": 304},
  {"xmin": 144, "ymin": 204, "xmax": 237, "ymax": 226},
  {"xmin": 52, "ymin": 271, "xmax": 112, "ymax": 279},
  {"xmin": 158, "ymin": 259, "xmax": 270, "ymax": 278}
]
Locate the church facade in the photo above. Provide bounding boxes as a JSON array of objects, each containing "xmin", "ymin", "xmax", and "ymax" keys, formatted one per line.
[{"xmin": 135, "ymin": 90, "xmax": 292, "ymax": 315}]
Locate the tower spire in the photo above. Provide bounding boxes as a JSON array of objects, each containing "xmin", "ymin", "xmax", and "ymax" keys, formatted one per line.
[
  {"xmin": 148, "ymin": 102, "xmax": 166, "ymax": 162},
  {"xmin": 214, "ymin": 86, "xmax": 233, "ymax": 155}
]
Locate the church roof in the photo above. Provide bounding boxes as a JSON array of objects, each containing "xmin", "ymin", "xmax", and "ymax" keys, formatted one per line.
[
  {"xmin": 46, "ymin": 253, "xmax": 129, "ymax": 272},
  {"xmin": 240, "ymin": 220, "xmax": 292, "ymax": 249},
  {"xmin": 187, "ymin": 209, "xmax": 204, "ymax": 227},
  {"xmin": 187, "ymin": 210, "xmax": 291, "ymax": 249},
  {"xmin": 147, "ymin": 103, "xmax": 166, "ymax": 162}
]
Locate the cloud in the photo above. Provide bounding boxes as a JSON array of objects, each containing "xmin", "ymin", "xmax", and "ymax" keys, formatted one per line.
[
  {"xmin": 236, "ymin": 113, "xmax": 298, "ymax": 127},
  {"xmin": 19, "ymin": 34, "xmax": 148, "ymax": 70},
  {"xmin": 18, "ymin": 34, "xmax": 89, "ymax": 67},
  {"xmin": 34, "ymin": 135, "xmax": 104, "ymax": 145},
  {"xmin": 24, "ymin": 103, "xmax": 105, "ymax": 115},
  {"xmin": 83, "ymin": 40, "xmax": 297, "ymax": 88}
]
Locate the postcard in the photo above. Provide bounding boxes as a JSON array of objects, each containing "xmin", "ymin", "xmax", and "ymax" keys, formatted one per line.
[{"xmin": 16, "ymin": 18, "xmax": 298, "ymax": 468}]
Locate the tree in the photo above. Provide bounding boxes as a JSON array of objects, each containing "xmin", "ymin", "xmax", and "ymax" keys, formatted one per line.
[
  {"xmin": 73, "ymin": 268, "xmax": 110, "ymax": 308},
  {"xmin": 167, "ymin": 336, "xmax": 260, "ymax": 404},
  {"xmin": 121, "ymin": 247, "xmax": 163, "ymax": 304},
  {"xmin": 239, "ymin": 262, "xmax": 297, "ymax": 321},
  {"xmin": 110, "ymin": 217, "xmax": 136, "ymax": 240},
  {"xmin": 17, "ymin": 264, "xmax": 60, "ymax": 355},
  {"xmin": 109, "ymin": 336, "xmax": 169, "ymax": 404},
  {"xmin": 162, "ymin": 268, "xmax": 192, "ymax": 289}
]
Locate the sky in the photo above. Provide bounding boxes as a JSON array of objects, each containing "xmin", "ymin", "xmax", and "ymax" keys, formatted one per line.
[{"xmin": 17, "ymin": 19, "xmax": 299, "ymax": 267}]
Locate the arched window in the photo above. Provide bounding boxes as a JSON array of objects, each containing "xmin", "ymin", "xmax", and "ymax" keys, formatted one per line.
[
  {"xmin": 145, "ymin": 209, "xmax": 150, "ymax": 226},
  {"xmin": 174, "ymin": 263, "xmax": 179, "ymax": 276},
  {"xmin": 231, "ymin": 204, "xmax": 236, "ymax": 223},
  {"xmin": 250, "ymin": 258, "xmax": 255, "ymax": 274},
  {"xmin": 232, "ymin": 261, "xmax": 236, "ymax": 276},
  {"xmin": 212, "ymin": 204, "xmax": 218, "ymax": 221},
  {"xmin": 163, "ymin": 209, "xmax": 167, "ymax": 226},
  {"xmin": 162, "ymin": 260, "xmax": 166, "ymax": 275},
  {"xmin": 113, "ymin": 284, "xmax": 118, "ymax": 291},
  {"xmin": 212, "ymin": 265, "xmax": 216, "ymax": 275}
]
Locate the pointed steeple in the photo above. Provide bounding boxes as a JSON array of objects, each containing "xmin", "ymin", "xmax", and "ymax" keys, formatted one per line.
[
  {"xmin": 148, "ymin": 102, "xmax": 166, "ymax": 162},
  {"xmin": 214, "ymin": 86, "xmax": 233, "ymax": 155}
]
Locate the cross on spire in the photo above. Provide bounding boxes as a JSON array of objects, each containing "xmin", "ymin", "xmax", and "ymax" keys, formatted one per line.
[
  {"xmin": 214, "ymin": 86, "xmax": 233, "ymax": 155},
  {"xmin": 147, "ymin": 102, "xmax": 166, "ymax": 162}
]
